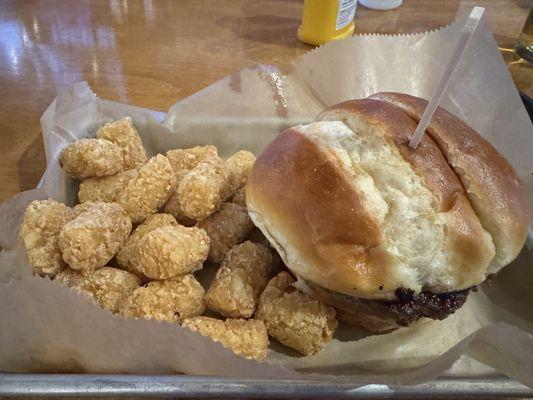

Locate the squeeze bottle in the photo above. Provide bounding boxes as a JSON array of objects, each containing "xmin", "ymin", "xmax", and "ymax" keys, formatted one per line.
[
  {"xmin": 298, "ymin": 0, "xmax": 357, "ymax": 46},
  {"xmin": 358, "ymin": 0, "xmax": 402, "ymax": 10}
]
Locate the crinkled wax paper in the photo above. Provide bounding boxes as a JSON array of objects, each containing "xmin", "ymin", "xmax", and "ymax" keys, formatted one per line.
[{"xmin": 1, "ymin": 13, "xmax": 533, "ymax": 388}]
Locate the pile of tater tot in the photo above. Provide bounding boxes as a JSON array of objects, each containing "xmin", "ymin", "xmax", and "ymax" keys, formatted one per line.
[{"xmin": 19, "ymin": 117, "xmax": 338, "ymax": 361}]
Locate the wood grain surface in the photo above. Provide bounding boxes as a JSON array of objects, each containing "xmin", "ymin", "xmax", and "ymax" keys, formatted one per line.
[{"xmin": 0, "ymin": 0, "xmax": 530, "ymax": 202}]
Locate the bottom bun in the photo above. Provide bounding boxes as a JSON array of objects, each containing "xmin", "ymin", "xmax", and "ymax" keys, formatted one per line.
[{"xmin": 302, "ymin": 280, "xmax": 472, "ymax": 332}]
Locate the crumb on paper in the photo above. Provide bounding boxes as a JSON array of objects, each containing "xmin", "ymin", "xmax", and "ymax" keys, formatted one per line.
[
  {"xmin": 226, "ymin": 150, "xmax": 255, "ymax": 191},
  {"xmin": 78, "ymin": 169, "xmax": 138, "ymax": 203},
  {"xmin": 59, "ymin": 138, "xmax": 124, "ymax": 180},
  {"xmin": 131, "ymin": 225, "xmax": 209, "ymax": 280},
  {"xmin": 205, "ymin": 241, "xmax": 274, "ymax": 318},
  {"xmin": 96, "ymin": 117, "xmax": 147, "ymax": 169},
  {"xmin": 117, "ymin": 154, "xmax": 176, "ymax": 223},
  {"xmin": 119, "ymin": 275, "xmax": 205, "ymax": 323},
  {"xmin": 19, "ymin": 199, "xmax": 74, "ymax": 277},
  {"xmin": 58, "ymin": 202, "xmax": 132, "ymax": 271},
  {"xmin": 197, "ymin": 202, "xmax": 254, "ymax": 263},
  {"xmin": 256, "ymin": 271, "xmax": 338, "ymax": 355},
  {"xmin": 182, "ymin": 316, "xmax": 268, "ymax": 361}
]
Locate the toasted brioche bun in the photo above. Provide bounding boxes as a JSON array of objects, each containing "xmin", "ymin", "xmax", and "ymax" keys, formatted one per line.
[
  {"xmin": 246, "ymin": 94, "xmax": 527, "ymax": 317},
  {"xmin": 367, "ymin": 92, "xmax": 528, "ymax": 272}
]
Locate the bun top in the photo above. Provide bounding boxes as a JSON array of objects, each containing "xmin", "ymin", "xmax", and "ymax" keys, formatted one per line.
[
  {"xmin": 246, "ymin": 94, "xmax": 528, "ymax": 301},
  {"xmin": 368, "ymin": 92, "xmax": 528, "ymax": 273}
]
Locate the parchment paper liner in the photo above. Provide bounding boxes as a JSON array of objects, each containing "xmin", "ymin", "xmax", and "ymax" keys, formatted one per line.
[{"xmin": 1, "ymin": 15, "xmax": 532, "ymax": 387}]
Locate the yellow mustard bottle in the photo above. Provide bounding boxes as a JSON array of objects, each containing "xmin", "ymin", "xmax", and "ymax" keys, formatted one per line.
[{"xmin": 298, "ymin": 0, "xmax": 357, "ymax": 46}]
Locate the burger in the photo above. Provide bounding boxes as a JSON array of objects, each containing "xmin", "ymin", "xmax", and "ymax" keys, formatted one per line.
[{"xmin": 246, "ymin": 92, "xmax": 528, "ymax": 332}]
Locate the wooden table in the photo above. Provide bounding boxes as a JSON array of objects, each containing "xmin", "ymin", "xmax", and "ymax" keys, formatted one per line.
[{"xmin": 0, "ymin": 0, "xmax": 530, "ymax": 202}]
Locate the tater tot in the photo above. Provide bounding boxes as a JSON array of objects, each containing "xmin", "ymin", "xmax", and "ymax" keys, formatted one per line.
[
  {"xmin": 182, "ymin": 316, "xmax": 268, "ymax": 361},
  {"xmin": 119, "ymin": 275, "xmax": 205, "ymax": 323},
  {"xmin": 256, "ymin": 272, "xmax": 338, "ymax": 356},
  {"xmin": 226, "ymin": 150, "xmax": 255, "ymax": 191},
  {"xmin": 166, "ymin": 147, "xmax": 231, "ymax": 221},
  {"xmin": 19, "ymin": 199, "xmax": 74, "ymax": 277},
  {"xmin": 117, "ymin": 154, "xmax": 176, "ymax": 223},
  {"xmin": 55, "ymin": 268, "xmax": 94, "ymax": 297},
  {"xmin": 166, "ymin": 145, "xmax": 219, "ymax": 181},
  {"xmin": 206, "ymin": 268, "xmax": 253, "ymax": 318},
  {"xmin": 96, "ymin": 117, "xmax": 147, "ymax": 169},
  {"xmin": 177, "ymin": 162, "xmax": 230, "ymax": 220},
  {"xmin": 128, "ymin": 213, "xmax": 178, "ymax": 239},
  {"xmin": 86, "ymin": 267, "xmax": 141, "ymax": 313},
  {"xmin": 71, "ymin": 202, "xmax": 97, "ymax": 216},
  {"xmin": 132, "ymin": 225, "xmax": 209, "ymax": 279},
  {"xmin": 56, "ymin": 267, "xmax": 141, "ymax": 313},
  {"xmin": 220, "ymin": 241, "xmax": 273, "ymax": 288},
  {"xmin": 205, "ymin": 241, "xmax": 274, "ymax": 318},
  {"xmin": 59, "ymin": 138, "xmax": 124, "ymax": 180},
  {"xmin": 55, "ymin": 267, "xmax": 87, "ymax": 288},
  {"xmin": 58, "ymin": 202, "xmax": 132, "ymax": 271},
  {"xmin": 229, "ymin": 187, "xmax": 246, "ymax": 207},
  {"xmin": 197, "ymin": 202, "xmax": 254, "ymax": 263},
  {"xmin": 116, "ymin": 213, "xmax": 177, "ymax": 275},
  {"xmin": 78, "ymin": 169, "xmax": 138, "ymax": 203},
  {"xmin": 163, "ymin": 191, "xmax": 196, "ymax": 226}
]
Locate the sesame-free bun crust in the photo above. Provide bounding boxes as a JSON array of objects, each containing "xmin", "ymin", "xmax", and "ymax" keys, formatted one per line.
[
  {"xmin": 368, "ymin": 92, "xmax": 528, "ymax": 273},
  {"xmin": 247, "ymin": 94, "xmax": 527, "ymax": 302}
]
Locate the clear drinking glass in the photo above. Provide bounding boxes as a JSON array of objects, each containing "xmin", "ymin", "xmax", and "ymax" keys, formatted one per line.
[{"xmin": 516, "ymin": 8, "xmax": 533, "ymax": 62}]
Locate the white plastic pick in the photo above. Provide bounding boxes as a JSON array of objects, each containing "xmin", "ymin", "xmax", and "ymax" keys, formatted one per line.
[{"xmin": 409, "ymin": 7, "xmax": 485, "ymax": 149}]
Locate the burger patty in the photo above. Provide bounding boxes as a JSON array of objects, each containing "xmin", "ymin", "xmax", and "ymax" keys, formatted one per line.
[
  {"xmin": 306, "ymin": 281, "xmax": 471, "ymax": 328},
  {"xmin": 384, "ymin": 288, "xmax": 471, "ymax": 326}
]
